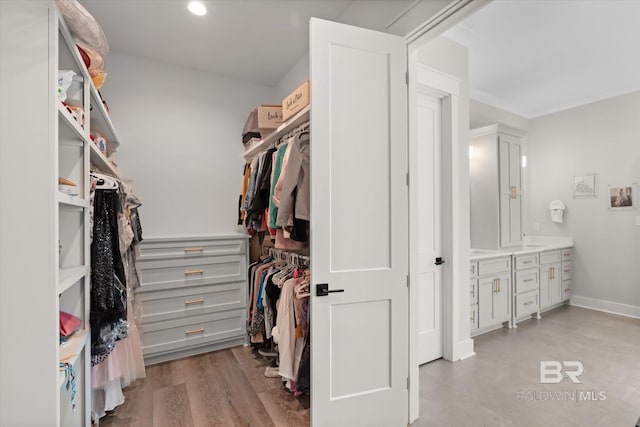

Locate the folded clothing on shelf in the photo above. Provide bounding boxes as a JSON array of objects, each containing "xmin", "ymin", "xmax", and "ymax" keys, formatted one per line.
[
  {"xmin": 60, "ymin": 311, "xmax": 82, "ymax": 338},
  {"xmin": 59, "ymin": 177, "xmax": 79, "ymax": 196}
]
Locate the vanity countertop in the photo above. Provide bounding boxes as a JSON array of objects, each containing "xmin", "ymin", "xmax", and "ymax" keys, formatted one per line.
[{"xmin": 470, "ymin": 236, "xmax": 574, "ymax": 261}]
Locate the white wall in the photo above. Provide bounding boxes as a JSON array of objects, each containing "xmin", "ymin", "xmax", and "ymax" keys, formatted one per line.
[
  {"xmin": 100, "ymin": 52, "xmax": 276, "ymax": 237},
  {"xmin": 470, "ymin": 99, "xmax": 529, "ymax": 131},
  {"xmin": 274, "ymin": 52, "xmax": 309, "ymax": 101},
  {"xmin": 417, "ymin": 36, "xmax": 473, "ymax": 358},
  {"xmin": 527, "ymin": 91, "xmax": 640, "ymax": 313}
]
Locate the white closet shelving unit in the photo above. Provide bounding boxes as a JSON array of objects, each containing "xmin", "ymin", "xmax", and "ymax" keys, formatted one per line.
[
  {"xmin": 243, "ymin": 105, "xmax": 310, "ymax": 163},
  {"xmin": 0, "ymin": 2, "xmax": 121, "ymax": 425}
]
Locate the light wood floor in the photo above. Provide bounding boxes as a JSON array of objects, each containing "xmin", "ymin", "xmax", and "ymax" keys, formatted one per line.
[
  {"xmin": 101, "ymin": 305, "xmax": 639, "ymax": 427},
  {"xmin": 99, "ymin": 346, "xmax": 310, "ymax": 427},
  {"xmin": 417, "ymin": 305, "xmax": 640, "ymax": 427}
]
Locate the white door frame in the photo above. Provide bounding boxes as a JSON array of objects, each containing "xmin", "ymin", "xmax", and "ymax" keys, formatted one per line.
[{"xmin": 407, "ymin": 52, "xmax": 466, "ymax": 423}]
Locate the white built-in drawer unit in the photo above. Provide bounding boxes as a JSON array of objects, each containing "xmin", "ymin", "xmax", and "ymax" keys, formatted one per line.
[
  {"xmin": 515, "ymin": 291, "xmax": 538, "ymax": 318},
  {"xmin": 514, "ymin": 253, "xmax": 539, "ymax": 270},
  {"xmin": 515, "ymin": 269, "xmax": 539, "ymax": 294},
  {"xmin": 478, "ymin": 257, "xmax": 511, "ymax": 276},
  {"xmin": 562, "ymin": 263, "xmax": 573, "ymax": 281},
  {"xmin": 137, "ymin": 235, "xmax": 248, "ymax": 365}
]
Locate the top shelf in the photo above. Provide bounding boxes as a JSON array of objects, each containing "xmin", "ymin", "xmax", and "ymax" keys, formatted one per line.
[
  {"xmin": 243, "ymin": 105, "xmax": 310, "ymax": 163},
  {"xmin": 57, "ymin": 10, "xmax": 120, "ymax": 156}
]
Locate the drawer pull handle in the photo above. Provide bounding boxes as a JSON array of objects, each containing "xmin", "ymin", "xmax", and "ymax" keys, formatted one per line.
[
  {"xmin": 564, "ymin": 253, "xmax": 571, "ymax": 257},
  {"xmin": 564, "ymin": 269, "xmax": 571, "ymax": 273},
  {"xmin": 186, "ymin": 328, "xmax": 205, "ymax": 335},
  {"xmin": 185, "ymin": 298, "xmax": 205, "ymax": 305},
  {"xmin": 185, "ymin": 247, "xmax": 204, "ymax": 253},
  {"xmin": 524, "ymin": 278, "xmax": 534, "ymax": 283},
  {"xmin": 524, "ymin": 301, "xmax": 534, "ymax": 306},
  {"xmin": 185, "ymin": 269, "xmax": 204, "ymax": 276},
  {"xmin": 511, "ymin": 186, "xmax": 517, "ymax": 199},
  {"xmin": 523, "ymin": 260, "xmax": 533, "ymax": 264},
  {"xmin": 564, "ymin": 288, "xmax": 571, "ymax": 292}
]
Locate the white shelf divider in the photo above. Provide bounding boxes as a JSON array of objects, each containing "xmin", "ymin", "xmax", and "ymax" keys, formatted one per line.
[
  {"xmin": 58, "ymin": 265, "xmax": 89, "ymax": 294},
  {"xmin": 57, "ymin": 192, "xmax": 89, "ymax": 208},
  {"xmin": 243, "ymin": 105, "xmax": 310, "ymax": 163}
]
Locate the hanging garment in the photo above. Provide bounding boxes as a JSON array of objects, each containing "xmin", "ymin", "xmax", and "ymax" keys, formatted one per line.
[
  {"xmin": 269, "ymin": 141, "xmax": 289, "ymax": 228},
  {"xmin": 276, "ymin": 131, "xmax": 310, "ymax": 226},
  {"xmin": 90, "ymin": 189, "xmax": 128, "ymax": 366}
]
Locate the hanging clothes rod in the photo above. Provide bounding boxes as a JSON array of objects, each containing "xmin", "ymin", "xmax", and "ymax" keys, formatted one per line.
[
  {"xmin": 275, "ymin": 120, "xmax": 310, "ymax": 147},
  {"xmin": 267, "ymin": 247, "xmax": 310, "ymax": 267}
]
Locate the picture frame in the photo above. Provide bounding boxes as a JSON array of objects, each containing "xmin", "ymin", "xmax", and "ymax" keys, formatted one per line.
[
  {"xmin": 608, "ymin": 184, "xmax": 635, "ymax": 210},
  {"xmin": 572, "ymin": 174, "xmax": 597, "ymax": 199}
]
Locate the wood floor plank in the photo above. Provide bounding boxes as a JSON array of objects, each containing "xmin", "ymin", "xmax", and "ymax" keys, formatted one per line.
[{"xmin": 153, "ymin": 383, "xmax": 194, "ymax": 427}]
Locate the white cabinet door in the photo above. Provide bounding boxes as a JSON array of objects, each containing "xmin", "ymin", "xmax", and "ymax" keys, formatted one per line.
[
  {"xmin": 478, "ymin": 276, "xmax": 495, "ymax": 329},
  {"xmin": 540, "ymin": 263, "xmax": 561, "ymax": 308},
  {"xmin": 493, "ymin": 273, "xmax": 510, "ymax": 323},
  {"xmin": 310, "ymin": 18, "xmax": 408, "ymax": 427},
  {"xmin": 498, "ymin": 135, "xmax": 523, "ymax": 247}
]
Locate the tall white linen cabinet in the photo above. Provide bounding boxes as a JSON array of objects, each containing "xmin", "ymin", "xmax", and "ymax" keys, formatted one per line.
[{"xmin": 1, "ymin": 1, "xmax": 120, "ymax": 425}]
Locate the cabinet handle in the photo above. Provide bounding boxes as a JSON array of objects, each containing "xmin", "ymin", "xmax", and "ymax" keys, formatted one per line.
[
  {"xmin": 471, "ymin": 287, "xmax": 475, "ymax": 298},
  {"xmin": 185, "ymin": 328, "xmax": 205, "ymax": 335},
  {"xmin": 524, "ymin": 278, "xmax": 534, "ymax": 282},
  {"xmin": 511, "ymin": 186, "xmax": 517, "ymax": 199},
  {"xmin": 564, "ymin": 253, "xmax": 571, "ymax": 257},
  {"xmin": 493, "ymin": 279, "xmax": 497, "ymax": 293},
  {"xmin": 471, "ymin": 312, "xmax": 475, "ymax": 322},
  {"xmin": 185, "ymin": 298, "xmax": 205, "ymax": 305},
  {"xmin": 185, "ymin": 269, "xmax": 204, "ymax": 275},
  {"xmin": 497, "ymin": 278, "xmax": 501, "ymax": 292},
  {"xmin": 564, "ymin": 288, "xmax": 571, "ymax": 292},
  {"xmin": 524, "ymin": 301, "xmax": 534, "ymax": 306},
  {"xmin": 184, "ymin": 247, "xmax": 204, "ymax": 253},
  {"xmin": 564, "ymin": 269, "xmax": 570, "ymax": 273},
  {"xmin": 523, "ymin": 260, "xmax": 533, "ymax": 264}
]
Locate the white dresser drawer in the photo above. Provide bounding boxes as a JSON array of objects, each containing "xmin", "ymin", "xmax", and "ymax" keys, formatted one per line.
[
  {"xmin": 561, "ymin": 263, "xmax": 573, "ymax": 281},
  {"xmin": 515, "ymin": 291, "xmax": 538, "ymax": 317},
  {"xmin": 139, "ymin": 282, "xmax": 244, "ymax": 324},
  {"xmin": 138, "ymin": 255, "xmax": 245, "ymax": 291},
  {"xmin": 561, "ymin": 248, "xmax": 573, "ymax": 261},
  {"xmin": 141, "ymin": 309, "xmax": 245, "ymax": 356},
  {"xmin": 470, "ymin": 279, "xmax": 478, "ymax": 305},
  {"xmin": 514, "ymin": 253, "xmax": 538, "ymax": 270},
  {"xmin": 515, "ymin": 269, "xmax": 539, "ymax": 294},
  {"xmin": 562, "ymin": 280, "xmax": 572, "ymax": 301},
  {"xmin": 470, "ymin": 304, "xmax": 479, "ymax": 331},
  {"xmin": 478, "ymin": 257, "xmax": 511, "ymax": 276},
  {"xmin": 540, "ymin": 250, "xmax": 561, "ymax": 265},
  {"xmin": 140, "ymin": 236, "xmax": 247, "ymax": 260}
]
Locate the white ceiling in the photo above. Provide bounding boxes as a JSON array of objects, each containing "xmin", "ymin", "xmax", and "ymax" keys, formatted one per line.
[
  {"xmin": 80, "ymin": 0, "xmax": 413, "ymax": 87},
  {"xmin": 444, "ymin": 0, "xmax": 640, "ymax": 118}
]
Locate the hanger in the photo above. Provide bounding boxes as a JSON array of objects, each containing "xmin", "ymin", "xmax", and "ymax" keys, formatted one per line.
[{"xmin": 91, "ymin": 171, "xmax": 118, "ymax": 190}]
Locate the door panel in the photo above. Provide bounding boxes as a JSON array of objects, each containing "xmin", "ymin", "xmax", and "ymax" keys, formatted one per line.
[
  {"xmin": 509, "ymin": 140, "xmax": 522, "ymax": 245},
  {"xmin": 416, "ymin": 92, "xmax": 442, "ymax": 365},
  {"xmin": 498, "ymin": 138, "xmax": 511, "ymax": 246},
  {"xmin": 310, "ymin": 18, "xmax": 408, "ymax": 427}
]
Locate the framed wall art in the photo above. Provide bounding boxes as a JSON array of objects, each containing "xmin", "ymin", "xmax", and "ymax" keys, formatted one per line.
[
  {"xmin": 608, "ymin": 184, "xmax": 635, "ymax": 210},
  {"xmin": 573, "ymin": 174, "xmax": 597, "ymax": 198}
]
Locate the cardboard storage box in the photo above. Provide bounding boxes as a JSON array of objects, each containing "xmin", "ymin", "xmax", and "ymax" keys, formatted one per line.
[
  {"xmin": 257, "ymin": 105, "xmax": 283, "ymax": 137},
  {"xmin": 282, "ymin": 80, "xmax": 310, "ymax": 121}
]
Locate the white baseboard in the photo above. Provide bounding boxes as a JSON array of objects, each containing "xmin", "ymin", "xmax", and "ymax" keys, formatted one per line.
[
  {"xmin": 570, "ymin": 295, "xmax": 640, "ymax": 320},
  {"xmin": 455, "ymin": 338, "xmax": 476, "ymax": 361}
]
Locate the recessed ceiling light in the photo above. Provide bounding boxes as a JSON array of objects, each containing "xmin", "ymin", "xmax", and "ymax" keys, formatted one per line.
[{"xmin": 187, "ymin": 1, "xmax": 207, "ymax": 16}]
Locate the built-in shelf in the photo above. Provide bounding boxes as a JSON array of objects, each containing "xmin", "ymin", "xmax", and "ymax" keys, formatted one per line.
[
  {"xmin": 58, "ymin": 13, "xmax": 120, "ymax": 156},
  {"xmin": 59, "ymin": 328, "xmax": 88, "ymax": 367},
  {"xmin": 89, "ymin": 141, "xmax": 120, "ymax": 178},
  {"xmin": 57, "ymin": 192, "xmax": 89, "ymax": 208},
  {"xmin": 58, "ymin": 329, "xmax": 88, "ymax": 389},
  {"xmin": 58, "ymin": 102, "xmax": 89, "ymax": 143},
  {"xmin": 58, "ymin": 265, "xmax": 89, "ymax": 294},
  {"xmin": 243, "ymin": 105, "xmax": 310, "ymax": 163}
]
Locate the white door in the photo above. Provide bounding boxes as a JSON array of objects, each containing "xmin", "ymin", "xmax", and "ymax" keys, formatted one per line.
[
  {"xmin": 310, "ymin": 18, "xmax": 409, "ymax": 427},
  {"xmin": 415, "ymin": 92, "xmax": 443, "ymax": 364}
]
